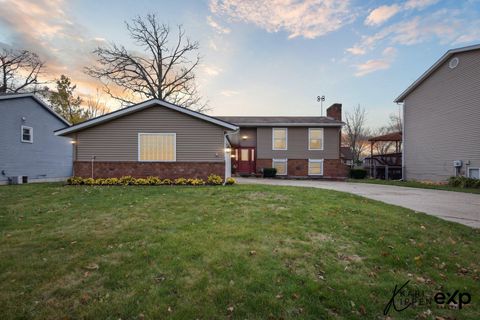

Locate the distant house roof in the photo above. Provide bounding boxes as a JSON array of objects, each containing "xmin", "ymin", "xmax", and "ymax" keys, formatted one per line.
[
  {"xmin": 368, "ymin": 131, "xmax": 402, "ymax": 142},
  {"xmin": 340, "ymin": 147, "xmax": 354, "ymax": 160},
  {"xmin": 55, "ymin": 98, "xmax": 239, "ymax": 136},
  {"xmin": 216, "ymin": 116, "xmax": 343, "ymax": 127},
  {"xmin": 394, "ymin": 44, "xmax": 480, "ymax": 103},
  {"xmin": 0, "ymin": 93, "xmax": 70, "ymax": 126}
]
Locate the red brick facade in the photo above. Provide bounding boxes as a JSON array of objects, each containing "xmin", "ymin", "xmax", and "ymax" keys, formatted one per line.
[
  {"xmin": 255, "ymin": 159, "xmax": 347, "ymax": 179},
  {"xmin": 326, "ymin": 103, "xmax": 342, "ymax": 121},
  {"xmin": 73, "ymin": 161, "xmax": 225, "ymax": 179}
]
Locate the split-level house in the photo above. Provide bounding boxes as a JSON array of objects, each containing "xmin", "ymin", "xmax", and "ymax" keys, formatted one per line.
[
  {"xmin": 219, "ymin": 103, "xmax": 346, "ymax": 178},
  {"xmin": 55, "ymin": 99, "xmax": 347, "ymax": 180},
  {"xmin": 395, "ymin": 44, "xmax": 480, "ymax": 181}
]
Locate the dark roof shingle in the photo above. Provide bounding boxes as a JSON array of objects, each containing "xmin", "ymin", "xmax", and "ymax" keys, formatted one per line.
[{"xmin": 216, "ymin": 116, "xmax": 343, "ymax": 127}]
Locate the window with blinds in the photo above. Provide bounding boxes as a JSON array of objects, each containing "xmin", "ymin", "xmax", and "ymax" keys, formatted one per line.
[
  {"xmin": 272, "ymin": 159, "xmax": 287, "ymax": 175},
  {"xmin": 309, "ymin": 128, "xmax": 324, "ymax": 150},
  {"xmin": 308, "ymin": 159, "xmax": 324, "ymax": 175},
  {"xmin": 138, "ymin": 133, "xmax": 176, "ymax": 161},
  {"xmin": 272, "ymin": 128, "xmax": 287, "ymax": 150}
]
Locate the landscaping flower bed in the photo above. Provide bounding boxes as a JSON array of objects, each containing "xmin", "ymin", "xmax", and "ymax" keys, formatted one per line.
[{"xmin": 67, "ymin": 175, "xmax": 235, "ymax": 186}]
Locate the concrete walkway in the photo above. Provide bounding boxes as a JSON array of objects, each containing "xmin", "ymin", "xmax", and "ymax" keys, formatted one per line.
[{"xmin": 235, "ymin": 177, "xmax": 480, "ymax": 228}]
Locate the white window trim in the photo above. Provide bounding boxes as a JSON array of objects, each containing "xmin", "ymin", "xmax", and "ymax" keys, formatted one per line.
[
  {"xmin": 21, "ymin": 125, "xmax": 33, "ymax": 143},
  {"xmin": 272, "ymin": 128, "xmax": 288, "ymax": 150},
  {"xmin": 308, "ymin": 159, "xmax": 324, "ymax": 176},
  {"xmin": 308, "ymin": 128, "xmax": 324, "ymax": 150},
  {"xmin": 272, "ymin": 158, "xmax": 288, "ymax": 175},
  {"xmin": 468, "ymin": 167, "xmax": 480, "ymax": 179},
  {"xmin": 138, "ymin": 133, "xmax": 176, "ymax": 162}
]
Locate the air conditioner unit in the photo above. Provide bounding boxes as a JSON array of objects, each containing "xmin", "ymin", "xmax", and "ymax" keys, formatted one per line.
[
  {"xmin": 9, "ymin": 176, "xmax": 23, "ymax": 184},
  {"xmin": 453, "ymin": 160, "xmax": 463, "ymax": 168}
]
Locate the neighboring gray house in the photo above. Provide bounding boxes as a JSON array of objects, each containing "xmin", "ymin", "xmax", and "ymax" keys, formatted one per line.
[
  {"xmin": 395, "ymin": 44, "xmax": 480, "ymax": 181},
  {"xmin": 0, "ymin": 93, "xmax": 72, "ymax": 184}
]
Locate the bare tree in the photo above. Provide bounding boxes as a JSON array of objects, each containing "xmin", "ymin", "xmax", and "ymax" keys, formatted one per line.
[
  {"xmin": 83, "ymin": 90, "xmax": 110, "ymax": 119},
  {"xmin": 372, "ymin": 110, "xmax": 403, "ymax": 156},
  {"xmin": 86, "ymin": 14, "xmax": 207, "ymax": 111},
  {"xmin": 343, "ymin": 105, "xmax": 370, "ymax": 164},
  {"xmin": 0, "ymin": 48, "xmax": 45, "ymax": 94},
  {"xmin": 387, "ymin": 110, "xmax": 402, "ymax": 133}
]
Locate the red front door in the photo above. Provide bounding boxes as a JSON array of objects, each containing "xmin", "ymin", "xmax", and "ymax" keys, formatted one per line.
[{"xmin": 237, "ymin": 147, "xmax": 256, "ymax": 174}]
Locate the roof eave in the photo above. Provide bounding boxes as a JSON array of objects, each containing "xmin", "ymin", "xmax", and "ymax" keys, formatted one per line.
[
  {"xmin": 55, "ymin": 99, "xmax": 238, "ymax": 136},
  {"xmin": 233, "ymin": 122, "xmax": 344, "ymax": 127},
  {"xmin": 394, "ymin": 43, "xmax": 480, "ymax": 103}
]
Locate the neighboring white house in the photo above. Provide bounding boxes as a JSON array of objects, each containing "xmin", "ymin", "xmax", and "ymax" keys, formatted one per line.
[
  {"xmin": 0, "ymin": 93, "xmax": 73, "ymax": 184},
  {"xmin": 395, "ymin": 44, "xmax": 480, "ymax": 182}
]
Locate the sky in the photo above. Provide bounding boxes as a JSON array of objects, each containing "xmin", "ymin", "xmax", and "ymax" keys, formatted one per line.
[{"xmin": 1, "ymin": 0, "xmax": 479, "ymax": 128}]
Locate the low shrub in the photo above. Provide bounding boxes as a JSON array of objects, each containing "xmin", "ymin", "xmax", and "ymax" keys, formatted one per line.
[
  {"xmin": 225, "ymin": 177, "xmax": 236, "ymax": 185},
  {"xmin": 66, "ymin": 176, "xmax": 226, "ymax": 186},
  {"xmin": 349, "ymin": 168, "xmax": 368, "ymax": 179},
  {"xmin": 161, "ymin": 178, "xmax": 173, "ymax": 185},
  {"xmin": 186, "ymin": 178, "xmax": 205, "ymax": 186},
  {"xmin": 119, "ymin": 176, "xmax": 135, "ymax": 185},
  {"xmin": 448, "ymin": 176, "xmax": 480, "ymax": 189},
  {"xmin": 207, "ymin": 174, "xmax": 223, "ymax": 185},
  {"xmin": 263, "ymin": 168, "xmax": 277, "ymax": 178},
  {"xmin": 174, "ymin": 178, "xmax": 187, "ymax": 185},
  {"xmin": 146, "ymin": 176, "xmax": 161, "ymax": 185}
]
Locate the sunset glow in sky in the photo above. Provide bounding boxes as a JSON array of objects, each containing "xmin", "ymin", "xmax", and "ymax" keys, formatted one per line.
[{"xmin": 1, "ymin": 0, "xmax": 479, "ymax": 127}]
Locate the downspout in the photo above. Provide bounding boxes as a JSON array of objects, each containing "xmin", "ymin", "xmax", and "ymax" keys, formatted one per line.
[
  {"xmin": 91, "ymin": 156, "xmax": 96, "ymax": 179},
  {"xmin": 223, "ymin": 129, "xmax": 239, "ymax": 184},
  {"xmin": 397, "ymin": 101, "xmax": 405, "ymax": 181}
]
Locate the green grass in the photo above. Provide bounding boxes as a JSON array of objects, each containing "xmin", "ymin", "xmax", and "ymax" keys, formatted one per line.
[
  {"xmin": 0, "ymin": 183, "xmax": 479, "ymax": 319},
  {"xmin": 348, "ymin": 178, "xmax": 480, "ymax": 194}
]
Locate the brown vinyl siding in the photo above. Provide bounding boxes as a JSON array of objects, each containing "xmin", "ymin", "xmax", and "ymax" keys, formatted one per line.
[
  {"xmin": 256, "ymin": 127, "xmax": 340, "ymax": 159},
  {"xmin": 404, "ymin": 49, "xmax": 480, "ymax": 181},
  {"xmin": 237, "ymin": 128, "xmax": 257, "ymax": 148},
  {"xmin": 72, "ymin": 106, "xmax": 225, "ymax": 162}
]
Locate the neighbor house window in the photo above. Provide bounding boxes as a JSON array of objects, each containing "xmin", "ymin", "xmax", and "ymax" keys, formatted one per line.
[
  {"xmin": 308, "ymin": 159, "xmax": 324, "ymax": 175},
  {"xmin": 309, "ymin": 128, "xmax": 324, "ymax": 150},
  {"xmin": 21, "ymin": 125, "xmax": 33, "ymax": 143},
  {"xmin": 138, "ymin": 133, "xmax": 176, "ymax": 161},
  {"xmin": 272, "ymin": 128, "xmax": 287, "ymax": 150},
  {"xmin": 272, "ymin": 159, "xmax": 287, "ymax": 175},
  {"xmin": 468, "ymin": 168, "xmax": 480, "ymax": 179}
]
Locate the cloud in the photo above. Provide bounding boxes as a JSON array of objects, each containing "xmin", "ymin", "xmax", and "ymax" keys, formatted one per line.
[
  {"xmin": 220, "ymin": 90, "xmax": 239, "ymax": 97},
  {"xmin": 354, "ymin": 46, "xmax": 396, "ymax": 77},
  {"xmin": 404, "ymin": 0, "xmax": 439, "ymax": 10},
  {"xmin": 0, "ymin": 0, "xmax": 115, "ymax": 105},
  {"xmin": 364, "ymin": 4, "xmax": 401, "ymax": 26},
  {"xmin": 346, "ymin": 46, "xmax": 366, "ymax": 55},
  {"xmin": 203, "ymin": 65, "xmax": 222, "ymax": 76},
  {"xmin": 347, "ymin": 8, "xmax": 479, "ymax": 56},
  {"xmin": 207, "ymin": 16, "xmax": 231, "ymax": 34},
  {"xmin": 209, "ymin": 0, "xmax": 354, "ymax": 39}
]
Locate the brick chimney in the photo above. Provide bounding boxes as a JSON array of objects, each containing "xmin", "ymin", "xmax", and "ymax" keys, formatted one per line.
[{"xmin": 326, "ymin": 103, "xmax": 342, "ymax": 121}]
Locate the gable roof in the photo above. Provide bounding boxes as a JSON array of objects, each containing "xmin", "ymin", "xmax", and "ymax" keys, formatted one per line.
[
  {"xmin": 216, "ymin": 116, "xmax": 343, "ymax": 127},
  {"xmin": 394, "ymin": 44, "xmax": 480, "ymax": 103},
  {"xmin": 55, "ymin": 98, "xmax": 239, "ymax": 136},
  {"xmin": 0, "ymin": 93, "xmax": 70, "ymax": 126}
]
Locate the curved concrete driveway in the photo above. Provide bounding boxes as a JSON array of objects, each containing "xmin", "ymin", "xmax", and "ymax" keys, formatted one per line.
[{"xmin": 236, "ymin": 177, "xmax": 480, "ymax": 228}]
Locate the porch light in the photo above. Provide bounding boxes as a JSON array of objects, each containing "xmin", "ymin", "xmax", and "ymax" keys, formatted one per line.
[
  {"xmin": 70, "ymin": 140, "xmax": 77, "ymax": 144},
  {"xmin": 242, "ymin": 135, "xmax": 248, "ymax": 140},
  {"xmin": 225, "ymin": 147, "xmax": 232, "ymax": 153}
]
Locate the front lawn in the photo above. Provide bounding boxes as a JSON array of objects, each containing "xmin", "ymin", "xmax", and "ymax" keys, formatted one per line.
[
  {"xmin": 0, "ymin": 183, "xmax": 478, "ymax": 319},
  {"xmin": 348, "ymin": 178, "xmax": 480, "ymax": 194}
]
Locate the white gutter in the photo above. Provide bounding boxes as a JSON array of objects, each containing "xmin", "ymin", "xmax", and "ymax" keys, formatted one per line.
[{"xmin": 223, "ymin": 129, "xmax": 239, "ymax": 184}]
